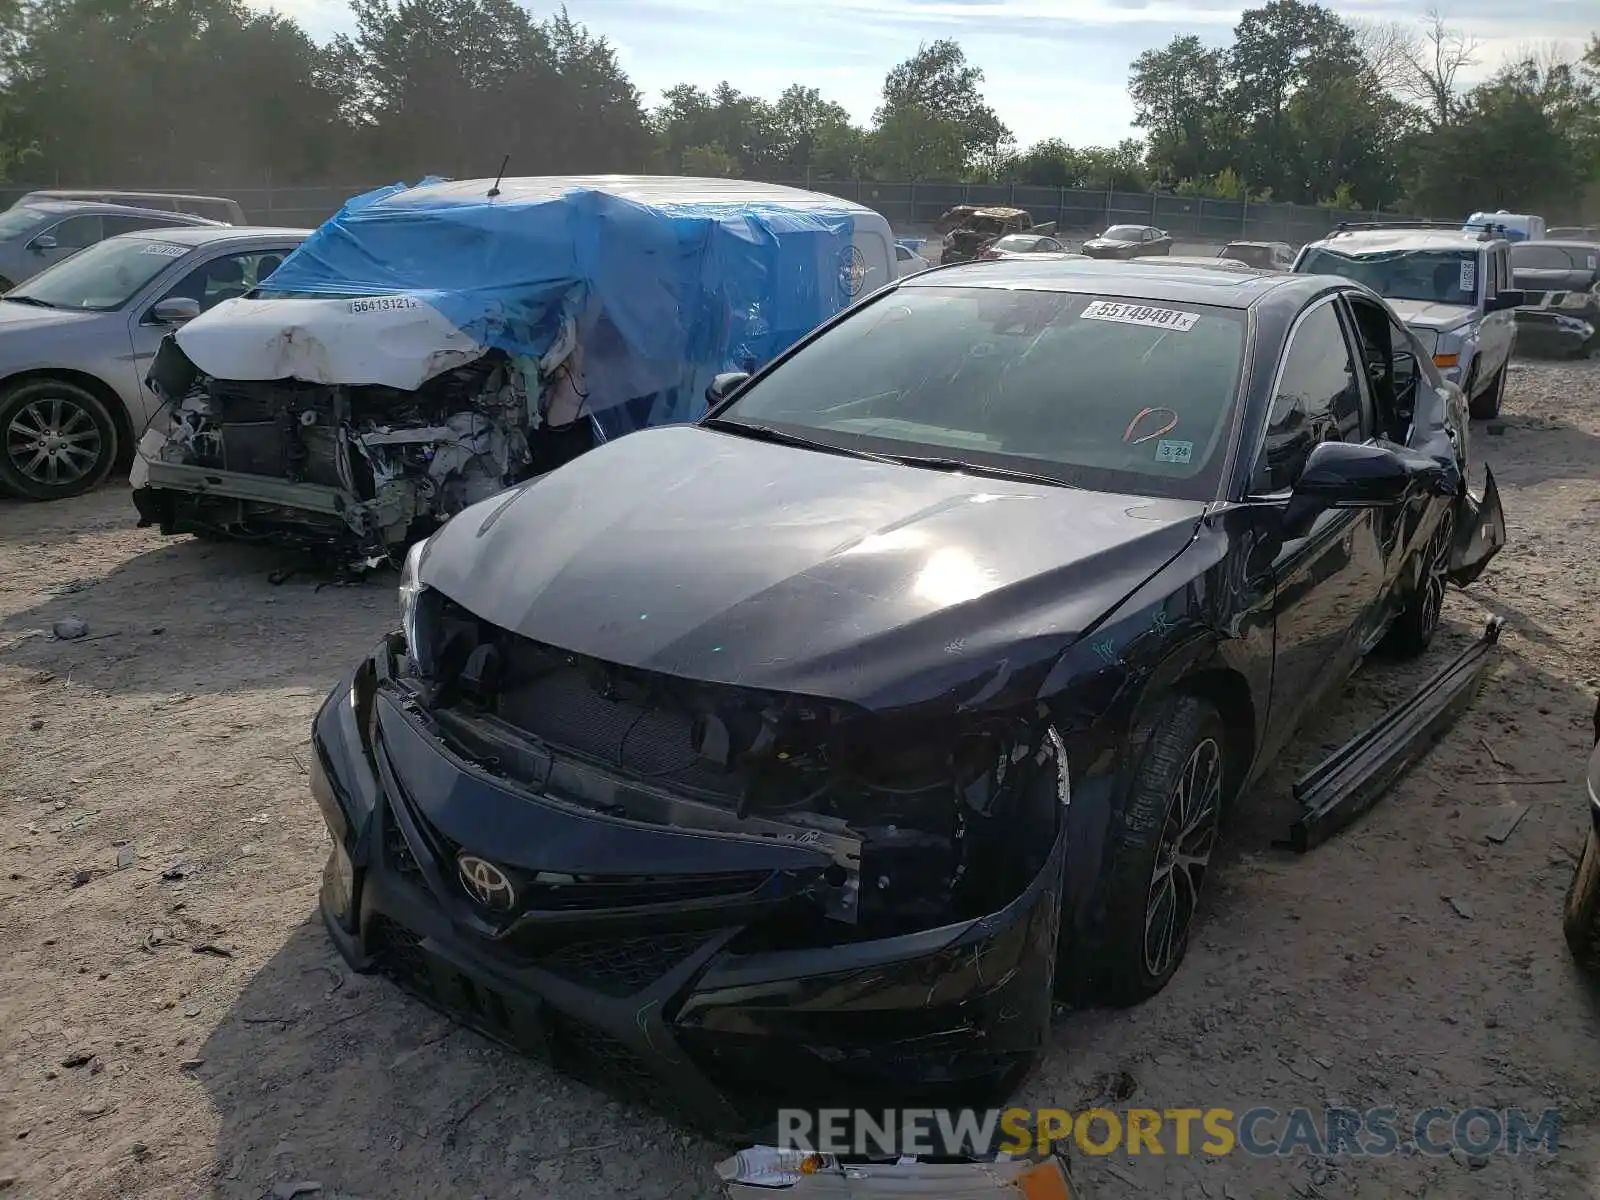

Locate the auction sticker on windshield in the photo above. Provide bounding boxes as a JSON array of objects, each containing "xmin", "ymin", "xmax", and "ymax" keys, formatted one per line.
[
  {"xmin": 1155, "ymin": 439, "xmax": 1194, "ymax": 464},
  {"xmin": 1081, "ymin": 300, "xmax": 1199, "ymax": 332},
  {"xmin": 1459, "ymin": 260, "xmax": 1476, "ymax": 292},
  {"xmin": 139, "ymin": 243, "xmax": 188, "ymax": 257}
]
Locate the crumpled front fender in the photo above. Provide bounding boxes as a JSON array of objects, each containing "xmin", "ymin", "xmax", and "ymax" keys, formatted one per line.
[{"xmin": 1448, "ymin": 464, "xmax": 1505, "ymax": 587}]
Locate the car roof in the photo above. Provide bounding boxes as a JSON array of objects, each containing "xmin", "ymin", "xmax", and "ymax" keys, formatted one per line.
[
  {"xmin": 115, "ymin": 225, "xmax": 310, "ymax": 246},
  {"xmin": 1516, "ymin": 239, "xmax": 1600, "ymax": 250},
  {"xmin": 15, "ymin": 200, "xmax": 226, "ymax": 223},
  {"xmin": 905, "ymin": 257, "xmax": 1310, "ymax": 308},
  {"xmin": 1153, "ymin": 255, "xmax": 1266, "ymax": 271},
  {"xmin": 1223, "ymin": 240, "xmax": 1290, "ymax": 249},
  {"xmin": 971, "ymin": 206, "xmax": 1028, "ymax": 219},
  {"xmin": 389, "ymin": 175, "xmax": 884, "ymax": 216},
  {"xmin": 21, "ymin": 188, "xmax": 238, "ymax": 204},
  {"xmin": 1310, "ymin": 228, "xmax": 1490, "ymax": 253}
]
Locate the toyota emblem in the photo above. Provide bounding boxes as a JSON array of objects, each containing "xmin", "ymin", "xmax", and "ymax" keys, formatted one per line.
[{"xmin": 457, "ymin": 853, "xmax": 517, "ymax": 911}]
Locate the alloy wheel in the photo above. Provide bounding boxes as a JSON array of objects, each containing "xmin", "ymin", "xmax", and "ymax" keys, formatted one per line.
[
  {"xmin": 5, "ymin": 395, "xmax": 104, "ymax": 488},
  {"xmin": 1143, "ymin": 737, "xmax": 1223, "ymax": 978}
]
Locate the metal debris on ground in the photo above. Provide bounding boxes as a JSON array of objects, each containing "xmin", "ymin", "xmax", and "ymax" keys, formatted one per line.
[
  {"xmin": 716, "ymin": 1149, "xmax": 1076, "ymax": 1198},
  {"xmin": 1478, "ymin": 736, "xmax": 1513, "ymax": 771},
  {"xmin": 1485, "ymin": 802, "xmax": 1529, "ymax": 844},
  {"xmin": 1445, "ymin": 896, "xmax": 1476, "ymax": 920}
]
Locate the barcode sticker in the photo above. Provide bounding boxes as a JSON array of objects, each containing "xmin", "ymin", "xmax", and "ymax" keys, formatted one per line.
[
  {"xmin": 1081, "ymin": 300, "xmax": 1199, "ymax": 333},
  {"xmin": 1459, "ymin": 260, "xmax": 1476, "ymax": 292}
]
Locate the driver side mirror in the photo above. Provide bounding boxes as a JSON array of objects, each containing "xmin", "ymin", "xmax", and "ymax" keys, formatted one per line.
[
  {"xmin": 30, "ymin": 233, "xmax": 57, "ymax": 253},
  {"xmin": 1284, "ymin": 440, "xmax": 1438, "ymax": 534},
  {"xmin": 706, "ymin": 371, "xmax": 751, "ymax": 407},
  {"xmin": 149, "ymin": 296, "xmax": 201, "ymax": 326},
  {"xmin": 1485, "ymin": 289, "xmax": 1525, "ymax": 313}
]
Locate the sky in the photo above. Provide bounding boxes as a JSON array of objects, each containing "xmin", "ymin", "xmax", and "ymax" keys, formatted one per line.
[{"xmin": 265, "ymin": 0, "xmax": 1597, "ymax": 148}]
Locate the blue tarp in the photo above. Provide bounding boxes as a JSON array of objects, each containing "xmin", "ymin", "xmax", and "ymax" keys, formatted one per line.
[{"xmin": 261, "ymin": 177, "xmax": 860, "ymax": 437}]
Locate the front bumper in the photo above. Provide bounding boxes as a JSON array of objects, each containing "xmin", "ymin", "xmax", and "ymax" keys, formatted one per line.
[
  {"xmin": 309, "ymin": 638, "xmax": 1067, "ymax": 1135},
  {"xmin": 1514, "ymin": 309, "xmax": 1596, "ymax": 358}
]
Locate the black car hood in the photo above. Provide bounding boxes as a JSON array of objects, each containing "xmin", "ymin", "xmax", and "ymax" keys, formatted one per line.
[{"xmin": 418, "ymin": 425, "xmax": 1206, "ymax": 711}]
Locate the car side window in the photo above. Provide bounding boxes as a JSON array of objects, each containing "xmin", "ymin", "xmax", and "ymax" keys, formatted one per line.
[
  {"xmin": 39, "ymin": 214, "xmax": 102, "ymax": 250},
  {"xmin": 1255, "ymin": 302, "xmax": 1362, "ymax": 493},
  {"xmin": 1483, "ymin": 250, "xmax": 1497, "ymax": 299},
  {"xmin": 155, "ymin": 250, "xmax": 281, "ymax": 316}
]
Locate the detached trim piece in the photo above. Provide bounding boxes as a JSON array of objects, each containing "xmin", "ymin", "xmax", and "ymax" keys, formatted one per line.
[{"xmin": 1284, "ymin": 616, "xmax": 1506, "ymax": 853}]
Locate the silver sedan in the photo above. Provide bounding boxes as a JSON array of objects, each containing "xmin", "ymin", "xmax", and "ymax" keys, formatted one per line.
[{"xmin": 0, "ymin": 225, "xmax": 308, "ymax": 499}]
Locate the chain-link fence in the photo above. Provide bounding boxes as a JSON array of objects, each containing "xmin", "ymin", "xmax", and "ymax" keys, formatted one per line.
[{"xmin": 0, "ymin": 178, "xmax": 1380, "ymax": 245}]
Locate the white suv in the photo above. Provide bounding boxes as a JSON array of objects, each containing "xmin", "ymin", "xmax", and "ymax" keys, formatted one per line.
[{"xmin": 1294, "ymin": 222, "xmax": 1523, "ymax": 418}]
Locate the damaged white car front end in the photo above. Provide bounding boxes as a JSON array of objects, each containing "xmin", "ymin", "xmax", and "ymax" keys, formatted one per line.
[{"xmin": 131, "ymin": 292, "xmax": 595, "ymax": 558}]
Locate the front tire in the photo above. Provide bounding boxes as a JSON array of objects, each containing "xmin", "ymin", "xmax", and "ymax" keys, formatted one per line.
[
  {"xmin": 0, "ymin": 378, "xmax": 119, "ymax": 501},
  {"xmin": 1563, "ymin": 825, "xmax": 1600, "ymax": 972},
  {"xmin": 1382, "ymin": 508, "xmax": 1455, "ymax": 658},
  {"xmin": 1469, "ymin": 363, "xmax": 1505, "ymax": 420},
  {"xmin": 1091, "ymin": 695, "xmax": 1226, "ymax": 1006}
]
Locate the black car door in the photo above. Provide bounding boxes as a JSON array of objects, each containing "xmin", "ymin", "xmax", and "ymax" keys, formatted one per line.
[{"xmin": 1248, "ymin": 296, "xmax": 1388, "ymax": 762}]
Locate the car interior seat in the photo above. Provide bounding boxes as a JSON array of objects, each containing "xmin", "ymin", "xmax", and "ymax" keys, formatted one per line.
[{"xmin": 201, "ymin": 258, "xmax": 248, "ymax": 309}]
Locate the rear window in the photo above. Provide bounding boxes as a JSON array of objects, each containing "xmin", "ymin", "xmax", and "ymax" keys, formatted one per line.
[
  {"xmin": 1103, "ymin": 226, "xmax": 1144, "ymax": 240},
  {"xmin": 1511, "ymin": 244, "xmax": 1596, "ymax": 271},
  {"xmin": 0, "ymin": 206, "xmax": 47, "ymax": 238},
  {"xmin": 718, "ymin": 285, "xmax": 1247, "ymax": 501}
]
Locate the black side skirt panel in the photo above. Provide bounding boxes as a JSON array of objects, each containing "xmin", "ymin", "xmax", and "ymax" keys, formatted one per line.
[{"xmin": 1281, "ymin": 617, "xmax": 1505, "ymax": 852}]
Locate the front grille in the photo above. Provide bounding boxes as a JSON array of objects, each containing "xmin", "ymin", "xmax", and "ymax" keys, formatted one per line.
[
  {"xmin": 369, "ymin": 916, "xmax": 428, "ymax": 983},
  {"xmin": 367, "ymin": 913, "xmax": 693, "ymax": 1121},
  {"xmin": 544, "ymin": 1007, "xmax": 690, "ymax": 1121},
  {"xmin": 384, "ymin": 818, "xmax": 422, "ymax": 878},
  {"xmin": 537, "ymin": 931, "xmax": 711, "ymax": 997},
  {"xmin": 518, "ymin": 871, "xmax": 770, "ymax": 911}
]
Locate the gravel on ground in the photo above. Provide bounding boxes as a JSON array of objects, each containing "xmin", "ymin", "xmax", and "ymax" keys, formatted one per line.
[{"xmin": 1, "ymin": 357, "xmax": 1597, "ymax": 1199}]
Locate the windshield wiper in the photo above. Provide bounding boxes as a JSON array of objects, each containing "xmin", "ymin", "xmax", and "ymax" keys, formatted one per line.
[
  {"xmin": 880, "ymin": 454, "xmax": 1079, "ymax": 489},
  {"xmin": 4, "ymin": 295, "xmax": 59, "ymax": 308},
  {"xmin": 702, "ymin": 418, "xmax": 900, "ymax": 463}
]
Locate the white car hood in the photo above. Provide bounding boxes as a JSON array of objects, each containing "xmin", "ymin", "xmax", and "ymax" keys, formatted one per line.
[
  {"xmin": 1386, "ymin": 299, "xmax": 1477, "ymax": 330},
  {"xmin": 173, "ymin": 294, "xmax": 487, "ymax": 390}
]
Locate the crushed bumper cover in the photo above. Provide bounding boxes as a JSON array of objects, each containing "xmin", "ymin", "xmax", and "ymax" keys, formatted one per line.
[{"xmin": 310, "ymin": 638, "xmax": 1067, "ymax": 1135}]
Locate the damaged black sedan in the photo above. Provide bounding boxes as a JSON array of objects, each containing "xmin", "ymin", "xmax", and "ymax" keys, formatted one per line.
[{"xmin": 308, "ymin": 259, "xmax": 1504, "ymax": 1133}]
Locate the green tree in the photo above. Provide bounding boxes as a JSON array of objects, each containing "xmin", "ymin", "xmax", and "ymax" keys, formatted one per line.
[
  {"xmin": 9, "ymin": 0, "xmax": 344, "ymax": 185},
  {"xmin": 871, "ymin": 40, "xmax": 1010, "ymax": 179},
  {"xmin": 1408, "ymin": 57, "xmax": 1591, "ymax": 216},
  {"xmin": 331, "ymin": 0, "xmax": 646, "ymax": 179},
  {"xmin": 1129, "ymin": 35, "xmax": 1232, "ymax": 186}
]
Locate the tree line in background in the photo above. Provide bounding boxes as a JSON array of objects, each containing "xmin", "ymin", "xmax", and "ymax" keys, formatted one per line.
[{"xmin": 0, "ymin": 0, "xmax": 1596, "ymax": 216}]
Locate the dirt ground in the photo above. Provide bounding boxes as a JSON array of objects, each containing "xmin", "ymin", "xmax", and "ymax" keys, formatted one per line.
[{"xmin": 3, "ymin": 356, "xmax": 1599, "ymax": 1200}]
